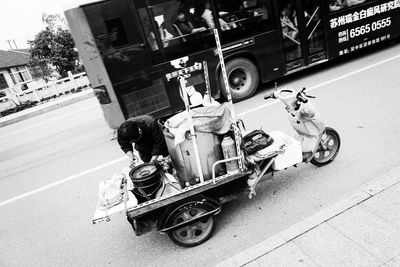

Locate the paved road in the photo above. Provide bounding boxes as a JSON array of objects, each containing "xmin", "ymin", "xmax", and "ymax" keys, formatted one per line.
[{"xmin": 1, "ymin": 43, "xmax": 400, "ymax": 266}]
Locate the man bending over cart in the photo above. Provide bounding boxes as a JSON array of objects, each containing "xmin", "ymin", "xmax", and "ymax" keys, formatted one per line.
[{"xmin": 117, "ymin": 115, "xmax": 169, "ymax": 166}]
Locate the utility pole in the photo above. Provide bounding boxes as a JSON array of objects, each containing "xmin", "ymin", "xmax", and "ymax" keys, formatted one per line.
[
  {"xmin": 6, "ymin": 40, "xmax": 13, "ymax": 49},
  {"xmin": 6, "ymin": 40, "xmax": 18, "ymax": 50}
]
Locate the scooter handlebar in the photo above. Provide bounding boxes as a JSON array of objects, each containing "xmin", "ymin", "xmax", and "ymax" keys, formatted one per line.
[{"xmin": 297, "ymin": 87, "xmax": 315, "ymax": 100}]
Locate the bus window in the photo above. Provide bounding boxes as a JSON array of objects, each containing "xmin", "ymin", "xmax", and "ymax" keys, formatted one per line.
[
  {"xmin": 138, "ymin": 11, "xmax": 159, "ymax": 51},
  {"xmin": 217, "ymin": 0, "xmax": 274, "ymax": 43},
  {"xmin": 104, "ymin": 18, "xmax": 129, "ymax": 47},
  {"xmin": 136, "ymin": 1, "xmax": 176, "ymax": 51},
  {"xmin": 304, "ymin": 0, "xmax": 325, "ymax": 60},
  {"xmin": 329, "ymin": 0, "xmax": 368, "ymax": 12},
  {"xmin": 138, "ymin": 0, "xmax": 215, "ymax": 61},
  {"xmin": 278, "ymin": 0, "xmax": 302, "ymax": 62}
]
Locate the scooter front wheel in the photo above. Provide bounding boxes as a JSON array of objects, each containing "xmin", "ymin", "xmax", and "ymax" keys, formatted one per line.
[{"xmin": 310, "ymin": 127, "xmax": 341, "ymax": 167}]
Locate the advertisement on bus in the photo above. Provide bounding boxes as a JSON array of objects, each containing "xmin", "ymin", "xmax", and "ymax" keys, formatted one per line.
[{"xmin": 327, "ymin": 0, "xmax": 400, "ymax": 58}]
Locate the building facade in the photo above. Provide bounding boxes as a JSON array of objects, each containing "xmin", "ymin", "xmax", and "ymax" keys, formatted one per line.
[{"xmin": 0, "ymin": 50, "xmax": 45, "ymax": 104}]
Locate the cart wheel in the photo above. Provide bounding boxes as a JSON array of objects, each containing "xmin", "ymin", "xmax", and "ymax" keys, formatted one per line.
[
  {"xmin": 311, "ymin": 127, "xmax": 341, "ymax": 167},
  {"xmin": 167, "ymin": 204, "xmax": 215, "ymax": 247}
]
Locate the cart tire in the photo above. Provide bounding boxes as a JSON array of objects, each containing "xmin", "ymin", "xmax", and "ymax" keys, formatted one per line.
[
  {"xmin": 167, "ymin": 203, "xmax": 216, "ymax": 247},
  {"xmin": 219, "ymin": 58, "xmax": 259, "ymax": 102},
  {"xmin": 311, "ymin": 127, "xmax": 341, "ymax": 167}
]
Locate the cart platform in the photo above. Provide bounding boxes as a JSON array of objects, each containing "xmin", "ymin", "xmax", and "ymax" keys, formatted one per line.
[{"xmin": 93, "ymin": 170, "xmax": 251, "ymax": 224}]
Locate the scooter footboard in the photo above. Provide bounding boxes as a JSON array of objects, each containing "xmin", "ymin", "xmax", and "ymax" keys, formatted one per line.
[{"xmin": 268, "ymin": 131, "xmax": 302, "ymax": 170}]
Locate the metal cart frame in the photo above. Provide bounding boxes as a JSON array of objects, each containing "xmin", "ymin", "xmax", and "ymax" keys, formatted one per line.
[{"xmin": 93, "ymin": 30, "xmax": 276, "ymax": 247}]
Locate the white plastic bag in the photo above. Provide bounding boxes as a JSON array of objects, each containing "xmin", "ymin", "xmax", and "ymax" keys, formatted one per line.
[{"xmin": 97, "ymin": 174, "xmax": 126, "ymax": 209}]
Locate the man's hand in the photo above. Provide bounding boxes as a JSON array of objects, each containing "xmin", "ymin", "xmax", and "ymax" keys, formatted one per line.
[
  {"xmin": 129, "ymin": 156, "xmax": 138, "ymax": 168},
  {"xmin": 126, "ymin": 151, "xmax": 138, "ymax": 168},
  {"xmin": 150, "ymin": 155, "xmax": 162, "ymax": 163}
]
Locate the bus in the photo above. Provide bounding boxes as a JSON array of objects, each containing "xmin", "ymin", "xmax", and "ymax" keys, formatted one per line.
[{"xmin": 65, "ymin": 0, "xmax": 400, "ymax": 129}]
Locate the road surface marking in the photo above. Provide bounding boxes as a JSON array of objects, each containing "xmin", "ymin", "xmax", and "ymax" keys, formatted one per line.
[
  {"xmin": 1, "ymin": 53, "xmax": 400, "ymax": 208},
  {"xmin": 0, "ymin": 104, "xmax": 98, "ymax": 140},
  {"xmin": 238, "ymin": 53, "xmax": 400, "ymax": 117},
  {"xmin": 0, "ymin": 157, "xmax": 126, "ymax": 208}
]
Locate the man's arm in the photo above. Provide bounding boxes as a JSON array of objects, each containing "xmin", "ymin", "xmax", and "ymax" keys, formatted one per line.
[
  {"xmin": 118, "ymin": 135, "xmax": 138, "ymax": 166},
  {"xmin": 202, "ymin": 10, "xmax": 215, "ymax": 28},
  {"xmin": 179, "ymin": 23, "xmax": 193, "ymax": 34},
  {"xmin": 192, "ymin": 27, "xmax": 207, "ymax": 33},
  {"xmin": 150, "ymin": 120, "xmax": 167, "ymax": 159}
]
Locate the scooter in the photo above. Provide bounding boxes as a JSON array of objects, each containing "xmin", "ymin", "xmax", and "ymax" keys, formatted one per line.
[{"xmin": 246, "ymin": 85, "xmax": 341, "ymax": 197}]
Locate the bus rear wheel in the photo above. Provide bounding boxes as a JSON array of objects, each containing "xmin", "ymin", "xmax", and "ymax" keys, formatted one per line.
[{"xmin": 220, "ymin": 58, "xmax": 259, "ymax": 102}]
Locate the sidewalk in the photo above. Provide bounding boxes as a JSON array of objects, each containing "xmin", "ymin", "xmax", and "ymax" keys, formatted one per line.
[
  {"xmin": 218, "ymin": 165, "xmax": 400, "ymax": 267},
  {"xmin": 0, "ymin": 89, "xmax": 94, "ymax": 127}
]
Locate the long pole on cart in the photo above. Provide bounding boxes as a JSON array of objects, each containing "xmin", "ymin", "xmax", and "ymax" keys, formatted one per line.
[
  {"xmin": 213, "ymin": 29, "xmax": 244, "ymax": 170},
  {"xmin": 213, "ymin": 29, "xmax": 237, "ymax": 121}
]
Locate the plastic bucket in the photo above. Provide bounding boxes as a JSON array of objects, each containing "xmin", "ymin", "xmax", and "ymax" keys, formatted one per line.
[{"xmin": 129, "ymin": 163, "xmax": 162, "ymax": 201}]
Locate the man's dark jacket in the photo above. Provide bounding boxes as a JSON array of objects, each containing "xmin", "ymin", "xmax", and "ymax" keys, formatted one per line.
[{"xmin": 118, "ymin": 115, "xmax": 169, "ymax": 162}]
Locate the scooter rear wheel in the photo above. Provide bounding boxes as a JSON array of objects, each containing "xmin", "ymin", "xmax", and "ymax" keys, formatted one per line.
[{"xmin": 310, "ymin": 127, "xmax": 341, "ymax": 167}]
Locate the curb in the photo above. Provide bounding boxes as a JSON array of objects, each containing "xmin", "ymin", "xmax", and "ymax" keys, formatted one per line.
[
  {"xmin": 0, "ymin": 90, "xmax": 94, "ymax": 127},
  {"xmin": 217, "ymin": 165, "xmax": 400, "ymax": 267}
]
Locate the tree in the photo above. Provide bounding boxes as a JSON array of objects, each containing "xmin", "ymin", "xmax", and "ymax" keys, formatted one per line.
[
  {"xmin": 41, "ymin": 13, "xmax": 67, "ymax": 32},
  {"xmin": 29, "ymin": 14, "xmax": 79, "ymax": 79}
]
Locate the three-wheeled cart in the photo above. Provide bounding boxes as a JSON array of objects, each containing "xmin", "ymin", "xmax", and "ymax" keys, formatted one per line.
[{"xmin": 93, "ymin": 30, "xmax": 285, "ymax": 247}]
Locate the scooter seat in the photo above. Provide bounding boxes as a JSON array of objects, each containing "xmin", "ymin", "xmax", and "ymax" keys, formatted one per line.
[{"xmin": 246, "ymin": 137, "xmax": 285, "ymax": 162}]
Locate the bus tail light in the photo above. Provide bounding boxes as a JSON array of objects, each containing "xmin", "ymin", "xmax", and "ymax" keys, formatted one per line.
[{"xmin": 93, "ymin": 85, "xmax": 111, "ymax": 105}]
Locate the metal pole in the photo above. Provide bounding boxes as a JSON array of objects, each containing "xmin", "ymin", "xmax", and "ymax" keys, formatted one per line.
[
  {"xmin": 213, "ymin": 29, "xmax": 244, "ymax": 169},
  {"xmin": 203, "ymin": 61, "xmax": 212, "ymax": 105},
  {"xmin": 213, "ymin": 29, "xmax": 237, "ymax": 121},
  {"xmin": 178, "ymin": 76, "xmax": 205, "ymax": 184}
]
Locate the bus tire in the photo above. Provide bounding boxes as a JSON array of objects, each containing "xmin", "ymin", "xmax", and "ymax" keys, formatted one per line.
[{"xmin": 220, "ymin": 58, "xmax": 259, "ymax": 102}]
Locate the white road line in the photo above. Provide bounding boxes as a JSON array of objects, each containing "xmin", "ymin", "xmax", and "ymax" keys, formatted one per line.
[
  {"xmin": 0, "ymin": 105, "xmax": 98, "ymax": 140},
  {"xmin": 238, "ymin": 53, "xmax": 400, "ymax": 117},
  {"xmin": 0, "ymin": 157, "xmax": 126, "ymax": 208},
  {"xmin": 2, "ymin": 53, "xmax": 400, "ymax": 208}
]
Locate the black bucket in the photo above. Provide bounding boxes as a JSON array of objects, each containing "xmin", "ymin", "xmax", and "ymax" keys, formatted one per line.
[{"xmin": 129, "ymin": 163, "xmax": 163, "ymax": 202}]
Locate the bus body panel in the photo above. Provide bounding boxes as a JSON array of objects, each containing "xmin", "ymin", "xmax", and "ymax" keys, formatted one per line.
[
  {"xmin": 65, "ymin": 7, "xmax": 126, "ymax": 129},
  {"xmin": 66, "ymin": 0, "xmax": 400, "ymax": 128},
  {"xmin": 68, "ymin": 0, "xmax": 286, "ymax": 125},
  {"xmin": 111, "ymin": 28, "xmax": 286, "ymax": 120},
  {"xmin": 326, "ymin": 0, "xmax": 400, "ymax": 59},
  {"xmin": 253, "ymin": 31, "xmax": 286, "ymax": 83}
]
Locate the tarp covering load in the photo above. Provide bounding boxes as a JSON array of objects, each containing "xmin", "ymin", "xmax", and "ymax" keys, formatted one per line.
[
  {"xmin": 161, "ymin": 102, "xmax": 234, "ymax": 185},
  {"xmin": 164, "ymin": 102, "xmax": 234, "ymax": 146}
]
